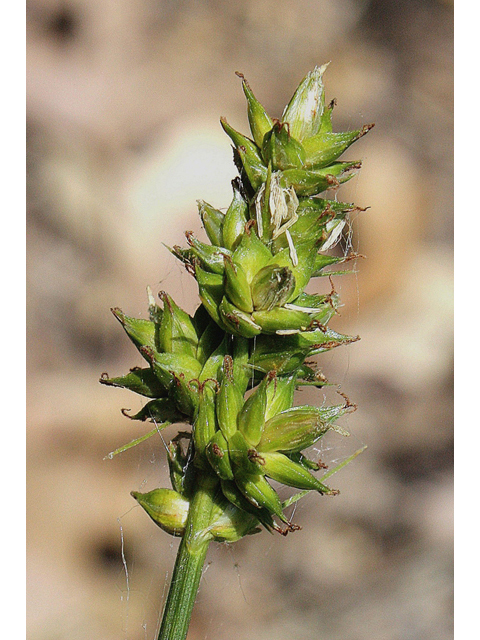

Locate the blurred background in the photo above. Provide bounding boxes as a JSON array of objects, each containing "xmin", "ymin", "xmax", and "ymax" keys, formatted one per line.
[{"xmin": 26, "ymin": 1, "xmax": 453, "ymax": 639}]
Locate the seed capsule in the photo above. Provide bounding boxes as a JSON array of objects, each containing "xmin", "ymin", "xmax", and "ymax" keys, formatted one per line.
[
  {"xmin": 248, "ymin": 341, "xmax": 307, "ymax": 376},
  {"xmin": 281, "ymin": 64, "xmax": 329, "ymax": 142},
  {"xmin": 237, "ymin": 372, "xmax": 273, "ymax": 446},
  {"xmin": 231, "ymin": 335, "xmax": 251, "ymax": 396},
  {"xmin": 198, "ymin": 200, "xmax": 225, "ymax": 246},
  {"xmin": 195, "ymin": 319, "xmax": 224, "ymax": 367},
  {"xmin": 319, "ymin": 97, "xmax": 335, "ymax": 133},
  {"xmin": 280, "ymin": 161, "xmax": 361, "ymax": 197},
  {"xmin": 198, "ymin": 284, "xmax": 224, "ymax": 328},
  {"xmin": 289, "ymin": 451, "xmax": 323, "ymax": 472},
  {"xmin": 195, "ymin": 264, "xmax": 224, "ymax": 301},
  {"xmin": 141, "ymin": 348, "xmax": 203, "ymax": 393},
  {"xmin": 275, "ymin": 202, "xmax": 349, "ymax": 249},
  {"xmin": 186, "ymin": 232, "xmax": 231, "ymax": 275},
  {"xmin": 111, "ymin": 307, "xmax": 157, "ymax": 353},
  {"xmin": 295, "ymin": 326, "xmax": 360, "ymax": 356},
  {"xmin": 231, "ymin": 227, "xmax": 272, "ymax": 284},
  {"xmin": 234, "ymin": 470, "xmax": 287, "ymax": 523},
  {"xmin": 121, "ymin": 397, "xmax": 182, "ymax": 423},
  {"xmin": 257, "ymin": 404, "xmax": 348, "ymax": 454},
  {"xmin": 303, "ymin": 124, "xmax": 374, "ymax": 170},
  {"xmin": 167, "ymin": 436, "xmax": 194, "ymax": 498},
  {"xmin": 99, "ymin": 367, "xmax": 166, "ymax": 398},
  {"xmin": 262, "ymin": 121, "xmax": 306, "ymax": 171},
  {"xmin": 224, "ymin": 256, "xmax": 254, "ymax": 313},
  {"xmin": 312, "ymin": 253, "xmax": 350, "ymax": 276},
  {"xmin": 283, "ymin": 292, "xmax": 339, "ymax": 327},
  {"xmin": 222, "ymin": 179, "xmax": 249, "ymax": 251},
  {"xmin": 251, "ymin": 264, "xmax": 296, "ymax": 311},
  {"xmin": 296, "ymin": 196, "xmax": 354, "ymax": 217},
  {"xmin": 238, "ymin": 72, "xmax": 274, "ymax": 149},
  {"xmin": 259, "ymin": 451, "xmax": 335, "ymax": 494},
  {"xmin": 205, "ymin": 430, "xmax": 234, "ymax": 481},
  {"xmin": 170, "ymin": 371, "xmax": 201, "ymax": 418},
  {"xmin": 221, "ymin": 118, "xmax": 268, "ymax": 191},
  {"xmin": 198, "ymin": 334, "xmax": 228, "ymax": 383},
  {"xmin": 235, "ymin": 144, "xmax": 269, "ymax": 191},
  {"xmin": 266, "ymin": 241, "xmax": 319, "ymax": 301},
  {"xmin": 220, "ymin": 478, "xmax": 277, "ymax": 533},
  {"xmin": 195, "ymin": 265, "xmax": 225, "ymax": 327},
  {"xmin": 208, "ymin": 498, "xmax": 261, "ymax": 542},
  {"xmin": 264, "ymin": 372, "xmax": 297, "ymax": 421},
  {"xmin": 157, "ymin": 292, "xmax": 199, "ymax": 359},
  {"xmin": 220, "ymin": 117, "xmax": 259, "ymax": 156},
  {"xmin": 252, "ymin": 306, "xmax": 312, "ymax": 334},
  {"xmin": 193, "ymin": 381, "xmax": 218, "ymax": 467},
  {"xmin": 131, "ymin": 488, "xmax": 189, "ymax": 537},
  {"xmin": 227, "ymin": 430, "xmax": 260, "ymax": 475},
  {"xmin": 216, "ymin": 356, "xmax": 245, "ymax": 439},
  {"xmin": 219, "ymin": 296, "xmax": 262, "ymax": 338}
]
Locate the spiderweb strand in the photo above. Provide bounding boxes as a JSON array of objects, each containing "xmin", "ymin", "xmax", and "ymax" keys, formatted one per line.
[
  {"xmin": 281, "ymin": 445, "xmax": 367, "ymax": 509},
  {"xmin": 104, "ymin": 423, "xmax": 172, "ymax": 460}
]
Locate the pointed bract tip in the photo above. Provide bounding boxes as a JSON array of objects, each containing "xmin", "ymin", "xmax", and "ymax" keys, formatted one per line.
[{"xmin": 110, "ymin": 306, "xmax": 123, "ymax": 319}]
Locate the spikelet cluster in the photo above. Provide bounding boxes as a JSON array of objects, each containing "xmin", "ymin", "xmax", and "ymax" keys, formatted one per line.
[{"xmin": 102, "ymin": 65, "xmax": 371, "ymax": 540}]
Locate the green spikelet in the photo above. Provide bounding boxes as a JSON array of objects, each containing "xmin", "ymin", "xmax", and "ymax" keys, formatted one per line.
[{"xmin": 131, "ymin": 489, "xmax": 190, "ymax": 537}]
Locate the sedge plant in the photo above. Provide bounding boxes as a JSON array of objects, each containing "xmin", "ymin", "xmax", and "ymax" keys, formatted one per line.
[{"xmin": 101, "ymin": 64, "xmax": 373, "ymax": 640}]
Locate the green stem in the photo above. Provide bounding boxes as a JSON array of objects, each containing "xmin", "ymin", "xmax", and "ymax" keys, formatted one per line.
[{"xmin": 157, "ymin": 473, "xmax": 218, "ymax": 640}]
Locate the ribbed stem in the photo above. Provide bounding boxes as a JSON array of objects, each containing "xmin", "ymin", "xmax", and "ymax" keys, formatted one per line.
[{"xmin": 157, "ymin": 473, "xmax": 218, "ymax": 640}]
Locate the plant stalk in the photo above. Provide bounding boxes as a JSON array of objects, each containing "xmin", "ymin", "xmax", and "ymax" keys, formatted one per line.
[{"xmin": 157, "ymin": 473, "xmax": 217, "ymax": 640}]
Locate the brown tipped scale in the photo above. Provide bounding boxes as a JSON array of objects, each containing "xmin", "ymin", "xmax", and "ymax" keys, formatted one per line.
[{"xmin": 257, "ymin": 404, "xmax": 348, "ymax": 454}]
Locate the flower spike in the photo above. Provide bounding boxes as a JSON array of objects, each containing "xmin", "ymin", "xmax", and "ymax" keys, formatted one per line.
[{"xmin": 103, "ymin": 65, "xmax": 371, "ymax": 640}]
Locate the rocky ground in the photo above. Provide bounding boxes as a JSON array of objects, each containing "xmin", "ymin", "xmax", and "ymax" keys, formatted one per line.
[{"xmin": 27, "ymin": 1, "xmax": 453, "ymax": 638}]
